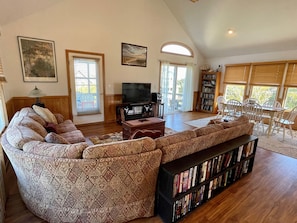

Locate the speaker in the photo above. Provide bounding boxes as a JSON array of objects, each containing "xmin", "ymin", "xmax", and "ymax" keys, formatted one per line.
[{"xmin": 151, "ymin": 93, "xmax": 161, "ymax": 102}]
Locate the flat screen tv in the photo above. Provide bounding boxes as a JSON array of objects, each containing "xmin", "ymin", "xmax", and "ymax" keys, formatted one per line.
[{"xmin": 122, "ymin": 83, "xmax": 151, "ymax": 103}]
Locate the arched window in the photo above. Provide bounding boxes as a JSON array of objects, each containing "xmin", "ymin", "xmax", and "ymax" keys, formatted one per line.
[{"xmin": 161, "ymin": 42, "xmax": 193, "ymax": 57}]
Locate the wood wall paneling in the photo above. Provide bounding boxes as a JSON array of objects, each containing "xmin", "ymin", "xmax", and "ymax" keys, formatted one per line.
[{"xmin": 6, "ymin": 96, "xmax": 70, "ymax": 121}]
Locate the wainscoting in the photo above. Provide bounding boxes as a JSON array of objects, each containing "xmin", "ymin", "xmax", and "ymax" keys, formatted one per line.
[{"xmin": 6, "ymin": 94, "xmax": 123, "ymax": 123}]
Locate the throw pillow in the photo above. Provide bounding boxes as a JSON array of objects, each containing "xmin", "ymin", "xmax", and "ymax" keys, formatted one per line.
[
  {"xmin": 45, "ymin": 132, "xmax": 70, "ymax": 144},
  {"xmin": 45, "ymin": 123, "xmax": 57, "ymax": 133},
  {"xmin": 33, "ymin": 105, "xmax": 58, "ymax": 124}
]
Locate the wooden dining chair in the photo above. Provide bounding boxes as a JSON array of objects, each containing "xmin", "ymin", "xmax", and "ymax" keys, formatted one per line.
[
  {"xmin": 243, "ymin": 98, "xmax": 259, "ymax": 105},
  {"xmin": 225, "ymin": 99, "xmax": 242, "ymax": 120},
  {"xmin": 242, "ymin": 102, "xmax": 264, "ymax": 134},
  {"xmin": 272, "ymin": 106, "xmax": 297, "ymax": 140},
  {"xmin": 216, "ymin": 96, "xmax": 226, "ymax": 118}
]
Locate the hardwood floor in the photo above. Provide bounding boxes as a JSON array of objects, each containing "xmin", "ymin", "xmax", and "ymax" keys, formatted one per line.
[{"xmin": 4, "ymin": 112, "xmax": 297, "ymax": 223}]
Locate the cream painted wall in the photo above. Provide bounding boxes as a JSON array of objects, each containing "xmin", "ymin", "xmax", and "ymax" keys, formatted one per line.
[
  {"xmin": 207, "ymin": 49, "xmax": 297, "ymax": 93},
  {"xmin": 0, "ymin": 0, "xmax": 205, "ymax": 101}
]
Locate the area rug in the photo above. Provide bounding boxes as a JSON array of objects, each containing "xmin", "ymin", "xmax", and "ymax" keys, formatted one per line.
[
  {"xmin": 184, "ymin": 116, "xmax": 218, "ymax": 128},
  {"xmin": 256, "ymin": 126, "xmax": 297, "ymax": 159},
  {"xmin": 88, "ymin": 127, "xmax": 177, "ymax": 145}
]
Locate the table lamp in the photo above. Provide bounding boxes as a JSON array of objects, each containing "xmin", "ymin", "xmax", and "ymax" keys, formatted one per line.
[{"xmin": 28, "ymin": 86, "xmax": 46, "ymax": 107}]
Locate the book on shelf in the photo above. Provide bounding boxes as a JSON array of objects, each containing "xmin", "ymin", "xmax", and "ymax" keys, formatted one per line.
[
  {"xmin": 208, "ymin": 180, "xmax": 213, "ymax": 199},
  {"xmin": 178, "ymin": 171, "xmax": 184, "ymax": 194},
  {"xmin": 237, "ymin": 145, "xmax": 244, "ymax": 162},
  {"xmin": 188, "ymin": 167, "xmax": 193, "ymax": 190},
  {"xmin": 173, "ymin": 174, "xmax": 179, "ymax": 197},
  {"xmin": 192, "ymin": 165, "xmax": 198, "ymax": 187},
  {"xmin": 182, "ymin": 170, "xmax": 190, "ymax": 192}
]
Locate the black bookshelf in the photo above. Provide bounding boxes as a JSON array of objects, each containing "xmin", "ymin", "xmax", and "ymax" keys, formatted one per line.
[{"xmin": 156, "ymin": 134, "xmax": 258, "ymax": 223}]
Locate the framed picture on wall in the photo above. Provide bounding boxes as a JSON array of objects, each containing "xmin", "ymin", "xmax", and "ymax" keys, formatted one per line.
[
  {"xmin": 17, "ymin": 36, "xmax": 58, "ymax": 82},
  {"xmin": 121, "ymin": 42, "xmax": 147, "ymax": 67}
]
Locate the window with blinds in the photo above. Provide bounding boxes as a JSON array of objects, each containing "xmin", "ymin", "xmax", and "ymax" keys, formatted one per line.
[
  {"xmin": 285, "ymin": 62, "xmax": 297, "ymax": 86},
  {"xmin": 224, "ymin": 64, "xmax": 250, "ymax": 84},
  {"xmin": 249, "ymin": 63, "xmax": 285, "ymax": 86}
]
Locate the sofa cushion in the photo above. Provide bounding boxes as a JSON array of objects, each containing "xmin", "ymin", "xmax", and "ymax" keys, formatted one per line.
[
  {"xmin": 54, "ymin": 113, "xmax": 64, "ymax": 124},
  {"xmin": 54, "ymin": 120, "xmax": 77, "ymax": 134},
  {"xmin": 193, "ymin": 124, "xmax": 224, "ymax": 137},
  {"xmin": 23, "ymin": 141, "xmax": 88, "ymax": 159},
  {"xmin": 26, "ymin": 113, "xmax": 47, "ymax": 126},
  {"xmin": 45, "ymin": 132, "xmax": 70, "ymax": 144},
  {"xmin": 33, "ymin": 105, "xmax": 58, "ymax": 124},
  {"xmin": 83, "ymin": 137, "xmax": 156, "ymax": 159},
  {"xmin": 6, "ymin": 125, "xmax": 44, "ymax": 149},
  {"xmin": 155, "ymin": 130, "xmax": 196, "ymax": 149},
  {"xmin": 12, "ymin": 116, "xmax": 48, "ymax": 137},
  {"xmin": 19, "ymin": 107, "xmax": 35, "ymax": 116},
  {"xmin": 59, "ymin": 130, "xmax": 86, "ymax": 144}
]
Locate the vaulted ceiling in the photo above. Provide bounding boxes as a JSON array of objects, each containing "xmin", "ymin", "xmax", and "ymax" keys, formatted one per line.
[{"xmin": 1, "ymin": 0, "xmax": 297, "ymax": 58}]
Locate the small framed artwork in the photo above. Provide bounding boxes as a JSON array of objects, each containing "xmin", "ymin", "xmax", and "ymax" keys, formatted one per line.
[
  {"xmin": 121, "ymin": 42, "xmax": 147, "ymax": 67},
  {"xmin": 17, "ymin": 36, "xmax": 58, "ymax": 82}
]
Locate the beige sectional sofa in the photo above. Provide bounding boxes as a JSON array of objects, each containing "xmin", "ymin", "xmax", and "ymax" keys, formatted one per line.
[{"xmin": 1, "ymin": 107, "xmax": 254, "ymax": 223}]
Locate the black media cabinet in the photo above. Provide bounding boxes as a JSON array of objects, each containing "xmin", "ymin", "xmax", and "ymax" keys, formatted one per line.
[{"xmin": 116, "ymin": 102, "xmax": 163, "ymax": 124}]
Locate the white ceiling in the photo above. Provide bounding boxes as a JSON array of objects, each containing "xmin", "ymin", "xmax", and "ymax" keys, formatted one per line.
[
  {"xmin": 1, "ymin": 0, "xmax": 297, "ymax": 58},
  {"xmin": 164, "ymin": 0, "xmax": 297, "ymax": 58}
]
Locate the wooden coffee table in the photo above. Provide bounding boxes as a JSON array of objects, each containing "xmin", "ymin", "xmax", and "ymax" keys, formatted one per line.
[{"xmin": 122, "ymin": 117, "xmax": 165, "ymax": 140}]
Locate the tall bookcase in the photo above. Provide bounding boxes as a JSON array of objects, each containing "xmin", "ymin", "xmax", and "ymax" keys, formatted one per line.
[
  {"xmin": 156, "ymin": 135, "xmax": 258, "ymax": 223},
  {"xmin": 198, "ymin": 71, "xmax": 221, "ymax": 113}
]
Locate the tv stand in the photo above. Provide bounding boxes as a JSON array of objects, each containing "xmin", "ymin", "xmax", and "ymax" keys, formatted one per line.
[{"xmin": 116, "ymin": 102, "xmax": 162, "ymax": 124}]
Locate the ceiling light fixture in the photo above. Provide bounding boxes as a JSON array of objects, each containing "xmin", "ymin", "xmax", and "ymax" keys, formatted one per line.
[
  {"xmin": 228, "ymin": 29, "xmax": 234, "ymax": 35},
  {"xmin": 191, "ymin": 0, "xmax": 199, "ymax": 2}
]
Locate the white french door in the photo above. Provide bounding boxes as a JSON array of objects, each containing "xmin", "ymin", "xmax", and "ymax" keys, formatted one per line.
[{"xmin": 160, "ymin": 62, "xmax": 193, "ymax": 115}]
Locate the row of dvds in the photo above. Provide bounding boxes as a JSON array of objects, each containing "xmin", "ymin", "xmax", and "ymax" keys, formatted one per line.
[
  {"xmin": 172, "ymin": 141, "xmax": 255, "ymax": 197},
  {"xmin": 172, "ymin": 160, "xmax": 251, "ymax": 222},
  {"xmin": 172, "ymin": 185, "xmax": 205, "ymax": 222}
]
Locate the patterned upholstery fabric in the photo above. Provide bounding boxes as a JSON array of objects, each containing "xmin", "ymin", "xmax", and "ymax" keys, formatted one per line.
[
  {"xmin": 23, "ymin": 141, "xmax": 88, "ymax": 159},
  {"xmin": 158, "ymin": 116, "xmax": 254, "ymax": 164},
  {"xmin": 2, "ymin": 135, "xmax": 162, "ymax": 223},
  {"xmin": 83, "ymin": 137, "xmax": 156, "ymax": 158},
  {"xmin": 155, "ymin": 130, "xmax": 196, "ymax": 149}
]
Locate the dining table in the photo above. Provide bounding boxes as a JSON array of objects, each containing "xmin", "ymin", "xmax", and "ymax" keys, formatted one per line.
[{"xmin": 221, "ymin": 102, "xmax": 285, "ymax": 137}]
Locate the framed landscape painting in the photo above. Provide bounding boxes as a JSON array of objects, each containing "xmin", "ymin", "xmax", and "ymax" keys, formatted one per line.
[
  {"xmin": 121, "ymin": 43, "xmax": 147, "ymax": 67},
  {"xmin": 18, "ymin": 36, "xmax": 58, "ymax": 82}
]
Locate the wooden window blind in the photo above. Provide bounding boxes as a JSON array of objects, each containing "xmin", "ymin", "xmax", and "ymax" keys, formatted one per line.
[
  {"xmin": 224, "ymin": 64, "xmax": 250, "ymax": 84},
  {"xmin": 285, "ymin": 62, "xmax": 297, "ymax": 86},
  {"xmin": 250, "ymin": 63, "xmax": 285, "ymax": 86}
]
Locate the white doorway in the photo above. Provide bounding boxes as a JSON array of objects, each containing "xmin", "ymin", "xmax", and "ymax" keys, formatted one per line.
[
  {"xmin": 160, "ymin": 62, "xmax": 193, "ymax": 115},
  {"xmin": 66, "ymin": 50, "xmax": 105, "ymax": 125}
]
